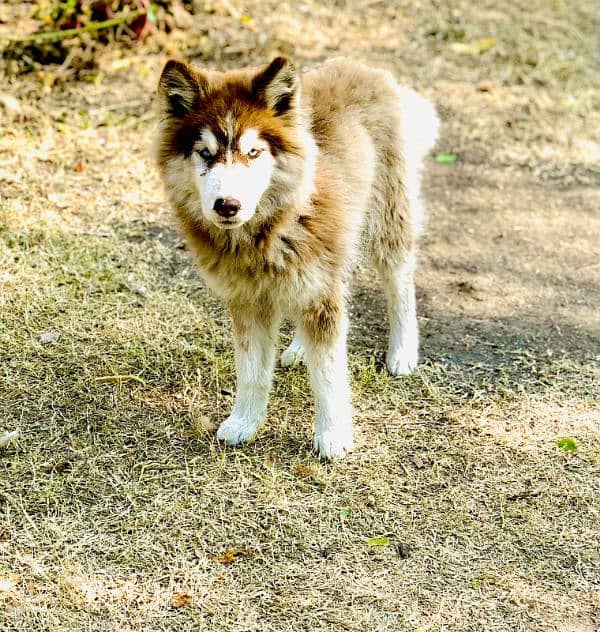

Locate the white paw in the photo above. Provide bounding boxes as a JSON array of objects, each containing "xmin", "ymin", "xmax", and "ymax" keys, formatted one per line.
[
  {"xmin": 314, "ymin": 424, "xmax": 354, "ymax": 460},
  {"xmin": 386, "ymin": 348, "xmax": 418, "ymax": 376},
  {"xmin": 280, "ymin": 339, "xmax": 305, "ymax": 367},
  {"xmin": 216, "ymin": 414, "xmax": 259, "ymax": 445}
]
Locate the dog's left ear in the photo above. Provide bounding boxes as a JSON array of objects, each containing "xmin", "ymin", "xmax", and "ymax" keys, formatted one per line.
[{"xmin": 252, "ymin": 57, "xmax": 299, "ymax": 116}]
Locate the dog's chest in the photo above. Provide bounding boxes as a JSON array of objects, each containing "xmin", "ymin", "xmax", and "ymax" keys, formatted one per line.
[{"xmin": 196, "ymin": 238, "xmax": 327, "ymax": 313}]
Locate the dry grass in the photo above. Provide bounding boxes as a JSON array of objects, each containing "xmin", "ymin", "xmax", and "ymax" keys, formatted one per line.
[{"xmin": 1, "ymin": 1, "xmax": 599, "ymax": 630}]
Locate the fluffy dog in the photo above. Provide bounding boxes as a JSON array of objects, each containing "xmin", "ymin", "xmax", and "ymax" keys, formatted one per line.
[{"xmin": 155, "ymin": 57, "xmax": 438, "ymax": 458}]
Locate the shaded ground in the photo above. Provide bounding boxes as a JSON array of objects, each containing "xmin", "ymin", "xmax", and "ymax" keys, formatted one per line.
[{"xmin": 1, "ymin": 1, "xmax": 599, "ymax": 630}]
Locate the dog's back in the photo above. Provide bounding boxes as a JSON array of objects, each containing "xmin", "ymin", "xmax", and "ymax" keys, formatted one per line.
[{"xmin": 303, "ymin": 59, "xmax": 439, "ymax": 269}]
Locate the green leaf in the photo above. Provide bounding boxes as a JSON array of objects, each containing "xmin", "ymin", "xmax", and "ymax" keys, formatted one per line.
[
  {"xmin": 436, "ymin": 153, "xmax": 457, "ymax": 164},
  {"xmin": 556, "ymin": 437, "xmax": 577, "ymax": 452},
  {"xmin": 340, "ymin": 507, "xmax": 351, "ymax": 519},
  {"xmin": 147, "ymin": 5, "xmax": 157, "ymax": 25},
  {"xmin": 366, "ymin": 536, "xmax": 389, "ymax": 546}
]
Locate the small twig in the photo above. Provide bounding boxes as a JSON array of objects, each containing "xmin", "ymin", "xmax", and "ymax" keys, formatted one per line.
[
  {"xmin": 95, "ymin": 374, "xmax": 146, "ymax": 386},
  {"xmin": 89, "ymin": 98, "xmax": 150, "ymax": 114},
  {"xmin": 6, "ymin": 10, "xmax": 145, "ymax": 45},
  {"xmin": 220, "ymin": 0, "xmax": 241, "ymax": 19}
]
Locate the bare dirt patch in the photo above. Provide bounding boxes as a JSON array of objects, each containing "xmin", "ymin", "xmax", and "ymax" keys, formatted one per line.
[{"xmin": 1, "ymin": 1, "xmax": 599, "ymax": 630}]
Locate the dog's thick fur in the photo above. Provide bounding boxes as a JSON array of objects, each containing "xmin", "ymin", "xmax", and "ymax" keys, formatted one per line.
[{"xmin": 155, "ymin": 57, "xmax": 439, "ymax": 458}]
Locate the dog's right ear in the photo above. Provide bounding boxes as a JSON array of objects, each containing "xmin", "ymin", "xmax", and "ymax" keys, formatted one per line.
[{"xmin": 158, "ymin": 60, "xmax": 206, "ymax": 118}]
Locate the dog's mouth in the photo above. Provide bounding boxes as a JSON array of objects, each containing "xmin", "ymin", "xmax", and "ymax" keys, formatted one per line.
[
  {"xmin": 201, "ymin": 208, "xmax": 244, "ymax": 229},
  {"xmin": 215, "ymin": 218, "xmax": 243, "ymax": 229}
]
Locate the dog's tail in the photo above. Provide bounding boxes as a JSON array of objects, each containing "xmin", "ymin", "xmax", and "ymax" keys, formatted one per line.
[
  {"xmin": 394, "ymin": 86, "xmax": 440, "ymax": 237},
  {"xmin": 397, "ymin": 86, "xmax": 440, "ymax": 161}
]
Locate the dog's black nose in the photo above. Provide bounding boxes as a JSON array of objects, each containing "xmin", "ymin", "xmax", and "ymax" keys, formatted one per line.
[{"xmin": 214, "ymin": 197, "xmax": 241, "ymax": 218}]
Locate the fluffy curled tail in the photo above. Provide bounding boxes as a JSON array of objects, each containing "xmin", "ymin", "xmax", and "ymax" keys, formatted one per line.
[
  {"xmin": 395, "ymin": 86, "xmax": 440, "ymax": 238},
  {"xmin": 397, "ymin": 86, "xmax": 440, "ymax": 160}
]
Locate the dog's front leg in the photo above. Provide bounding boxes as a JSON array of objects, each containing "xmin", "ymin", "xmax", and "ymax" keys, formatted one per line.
[
  {"xmin": 216, "ymin": 304, "xmax": 279, "ymax": 445},
  {"xmin": 299, "ymin": 293, "xmax": 354, "ymax": 459}
]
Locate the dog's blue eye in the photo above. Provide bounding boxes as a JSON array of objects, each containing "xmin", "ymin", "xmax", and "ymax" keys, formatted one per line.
[{"xmin": 198, "ymin": 148, "xmax": 213, "ymax": 159}]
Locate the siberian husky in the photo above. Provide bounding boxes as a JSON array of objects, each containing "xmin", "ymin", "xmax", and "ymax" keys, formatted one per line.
[{"xmin": 155, "ymin": 57, "xmax": 438, "ymax": 458}]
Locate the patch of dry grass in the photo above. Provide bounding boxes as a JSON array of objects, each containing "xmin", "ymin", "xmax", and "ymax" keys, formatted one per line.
[{"xmin": 1, "ymin": 1, "xmax": 599, "ymax": 630}]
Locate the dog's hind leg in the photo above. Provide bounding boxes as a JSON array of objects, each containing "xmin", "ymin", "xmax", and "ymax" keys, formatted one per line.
[
  {"xmin": 369, "ymin": 87, "xmax": 438, "ymax": 376},
  {"xmin": 217, "ymin": 302, "xmax": 280, "ymax": 445},
  {"xmin": 376, "ymin": 253, "xmax": 419, "ymax": 376},
  {"xmin": 298, "ymin": 290, "xmax": 354, "ymax": 459},
  {"xmin": 280, "ymin": 332, "xmax": 305, "ymax": 367}
]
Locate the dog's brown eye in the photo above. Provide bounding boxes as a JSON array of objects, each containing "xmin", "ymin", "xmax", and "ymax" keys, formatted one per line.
[{"xmin": 247, "ymin": 148, "xmax": 262, "ymax": 158}]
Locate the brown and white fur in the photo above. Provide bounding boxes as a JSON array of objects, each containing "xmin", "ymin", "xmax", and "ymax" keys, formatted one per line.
[{"xmin": 155, "ymin": 57, "xmax": 439, "ymax": 459}]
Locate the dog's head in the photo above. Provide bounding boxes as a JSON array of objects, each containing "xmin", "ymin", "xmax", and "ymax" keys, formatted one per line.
[{"xmin": 157, "ymin": 57, "xmax": 305, "ymax": 230}]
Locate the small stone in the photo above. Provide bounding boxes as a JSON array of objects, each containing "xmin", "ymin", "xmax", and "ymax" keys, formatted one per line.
[
  {"xmin": 125, "ymin": 278, "xmax": 148, "ymax": 296},
  {"xmin": 0, "ymin": 429, "xmax": 20, "ymax": 448},
  {"xmin": 40, "ymin": 331, "xmax": 60, "ymax": 344},
  {"xmin": 0, "ymin": 93, "xmax": 22, "ymax": 118}
]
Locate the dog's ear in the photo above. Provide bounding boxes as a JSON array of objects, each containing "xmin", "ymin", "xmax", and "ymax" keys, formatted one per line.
[
  {"xmin": 252, "ymin": 57, "xmax": 299, "ymax": 116},
  {"xmin": 158, "ymin": 60, "xmax": 206, "ymax": 118}
]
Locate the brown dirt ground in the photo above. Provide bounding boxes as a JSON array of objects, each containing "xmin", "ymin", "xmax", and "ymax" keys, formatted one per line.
[{"xmin": 1, "ymin": 1, "xmax": 599, "ymax": 631}]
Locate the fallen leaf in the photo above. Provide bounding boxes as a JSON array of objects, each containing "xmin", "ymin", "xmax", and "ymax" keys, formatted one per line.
[
  {"xmin": 556, "ymin": 437, "xmax": 577, "ymax": 453},
  {"xmin": 263, "ymin": 453, "xmax": 275, "ymax": 468},
  {"xmin": 53, "ymin": 457, "xmax": 75, "ymax": 473},
  {"xmin": 449, "ymin": 37, "xmax": 496, "ymax": 55},
  {"xmin": 181, "ymin": 428, "xmax": 202, "ymax": 439},
  {"xmin": 74, "ymin": 161, "xmax": 86, "ymax": 172},
  {"xmin": 147, "ymin": 4, "xmax": 157, "ymax": 25},
  {"xmin": 435, "ymin": 153, "xmax": 456, "ymax": 164},
  {"xmin": 172, "ymin": 592, "xmax": 192, "ymax": 608},
  {"xmin": 410, "ymin": 453, "xmax": 425, "ymax": 469},
  {"xmin": 183, "ymin": 415, "xmax": 217, "ymax": 437},
  {"xmin": 294, "ymin": 464, "xmax": 316, "ymax": 478},
  {"xmin": 366, "ymin": 536, "xmax": 389, "ymax": 546},
  {"xmin": 213, "ymin": 547, "xmax": 251, "ymax": 565}
]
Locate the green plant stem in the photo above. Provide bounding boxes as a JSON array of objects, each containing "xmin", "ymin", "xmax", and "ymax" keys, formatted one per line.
[{"xmin": 6, "ymin": 9, "xmax": 145, "ymax": 45}]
